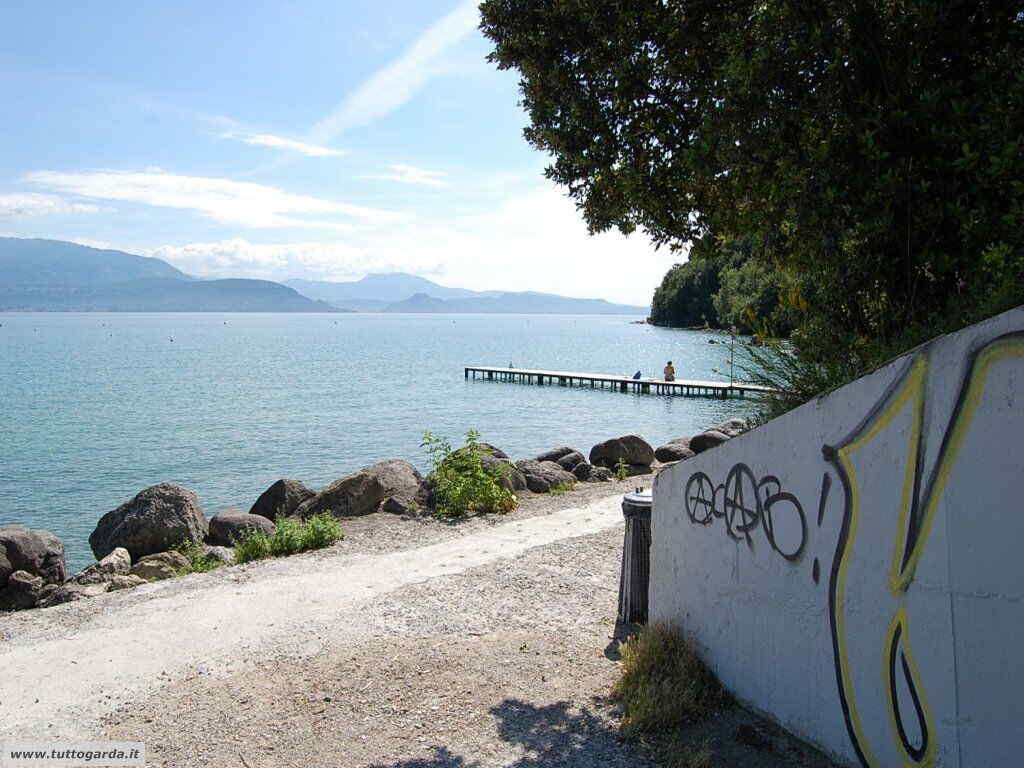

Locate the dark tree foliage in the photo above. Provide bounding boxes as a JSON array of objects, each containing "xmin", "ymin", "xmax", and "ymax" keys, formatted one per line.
[{"xmin": 481, "ymin": 1, "xmax": 1024, "ymax": 365}]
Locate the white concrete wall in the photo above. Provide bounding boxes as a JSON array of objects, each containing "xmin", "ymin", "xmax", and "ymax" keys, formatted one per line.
[{"xmin": 650, "ymin": 305, "xmax": 1024, "ymax": 768}]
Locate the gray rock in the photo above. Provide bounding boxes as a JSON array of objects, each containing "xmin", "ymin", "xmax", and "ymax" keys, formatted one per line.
[
  {"xmin": 655, "ymin": 439, "xmax": 696, "ymax": 463},
  {"xmin": 108, "ymin": 574, "xmax": 147, "ymax": 591},
  {"xmin": 0, "ymin": 570, "xmax": 45, "ymax": 611},
  {"xmin": 589, "ymin": 435, "xmax": 656, "ymax": 469},
  {"xmin": 690, "ymin": 430, "xmax": 731, "ymax": 454},
  {"xmin": 718, "ymin": 418, "xmax": 748, "ymax": 437},
  {"xmin": 203, "ymin": 545, "xmax": 235, "ymax": 565},
  {"xmin": 556, "ymin": 451, "xmax": 586, "ymax": 471},
  {"xmin": 572, "ymin": 462, "xmax": 593, "ymax": 481},
  {"xmin": 248, "ymin": 479, "xmax": 315, "ymax": 521},
  {"xmin": 368, "ymin": 459, "xmax": 428, "ymax": 515},
  {"xmin": 208, "ymin": 509, "xmax": 275, "ymax": 546},
  {"xmin": 38, "ymin": 581, "xmax": 110, "ymax": 608},
  {"xmin": 570, "ymin": 463, "xmax": 614, "ymax": 483},
  {"xmin": 74, "ymin": 547, "xmax": 132, "ymax": 585},
  {"xmin": 89, "ymin": 483, "xmax": 208, "ymax": 561},
  {"xmin": 475, "ymin": 443, "xmax": 510, "ymax": 460},
  {"xmin": 535, "ymin": 446, "xmax": 577, "ymax": 463},
  {"xmin": 515, "ymin": 460, "xmax": 577, "ymax": 494},
  {"xmin": 468, "ymin": 451, "xmax": 526, "ymax": 492},
  {"xmin": 0, "ymin": 525, "xmax": 67, "ymax": 588},
  {"xmin": 298, "ymin": 459, "xmax": 427, "ymax": 519},
  {"xmin": 130, "ymin": 551, "xmax": 190, "ymax": 581}
]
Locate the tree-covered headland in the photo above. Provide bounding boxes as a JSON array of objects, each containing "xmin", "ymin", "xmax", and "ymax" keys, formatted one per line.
[{"xmin": 480, "ymin": 1, "xmax": 1024, "ymax": 411}]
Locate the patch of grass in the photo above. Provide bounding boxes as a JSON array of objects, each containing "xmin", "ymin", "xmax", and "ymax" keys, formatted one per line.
[
  {"xmin": 548, "ymin": 480, "xmax": 576, "ymax": 495},
  {"xmin": 612, "ymin": 622, "xmax": 727, "ymax": 740},
  {"xmin": 172, "ymin": 538, "xmax": 224, "ymax": 575},
  {"xmin": 615, "ymin": 457, "xmax": 629, "ymax": 481},
  {"xmin": 233, "ymin": 513, "xmax": 343, "ymax": 564}
]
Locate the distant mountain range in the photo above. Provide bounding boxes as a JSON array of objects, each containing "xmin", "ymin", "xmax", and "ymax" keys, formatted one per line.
[
  {"xmin": 0, "ymin": 238, "xmax": 649, "ymax": 314},
  {"xmin": 285, "ymin": 277, "xmax": 649, "ymax": 315},
  {"xmin": 0, "ymin": 238, "xmax": 338, "ymax": 312}
]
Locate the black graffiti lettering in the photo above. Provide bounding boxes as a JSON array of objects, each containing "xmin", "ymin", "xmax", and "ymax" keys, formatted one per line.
[
  {"xmin": 762, "ymin": 491, "xmax": 807, "ymax": 561},
  {"xmin": 683, "ymin": 462, "xmax": 807, "ymax": 563},
  {"xmin": 685, "ymin": 472, "xmax": 716, "ymax": 525}
]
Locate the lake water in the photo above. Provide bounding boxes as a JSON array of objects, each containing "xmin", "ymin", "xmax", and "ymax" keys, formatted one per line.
[{"xmin": 0, "ymin": 313, "xmax": 757, "ymax": 571}]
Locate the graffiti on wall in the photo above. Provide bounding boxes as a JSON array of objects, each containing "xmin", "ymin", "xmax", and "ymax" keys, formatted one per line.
[
  {"xmin": 678, "ymin": 329, "xmax": 1024, "ymax": 768},
  {"xmin": 824, "ymin": 331, "xmax": 1024, "ymax": 768},
  {"xmin": 683, "ymin": 463, "xmax": 809, "ymax": 562}
]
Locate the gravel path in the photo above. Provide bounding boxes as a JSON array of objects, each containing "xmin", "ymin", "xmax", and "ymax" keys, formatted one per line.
[
  {"xmin": 2, "ymin": 476, "xmax": 837, "ymax": 767},
  {"xmin": 0, "ymin": 482, "xmax": 645, "ymax": 744}
]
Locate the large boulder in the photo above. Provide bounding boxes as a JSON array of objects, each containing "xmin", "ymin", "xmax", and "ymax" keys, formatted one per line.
[
  {"xmin": 570, "ymin": 462, "xmax": 614, "ymax": 483},
  {"xmin": 130, "ymin": 551, "xmax": 189, "ymax": 581},
  {"xmin": 208, "ymin": 509, "xmax": 275, "ymax": 546},
  {"xmin": 475, "ymin": 443, "xmax": 510, "ymax": 460},
  {"xmin": 690, "ymin": 430, "xmax": 731, "ymax": 454},
  {"xmin": 0, "ymin": 570, "xmax": 45, "ymax": 611},
  {"xmin": 535, "ymin": 446, "xmax": 577, "ymax": 463},
  {"xmin": 298, "ymin": 460, "xmax": 428, "ymax": 519},
  {"xmin": 556, "ymin": 451, "xmax": 586, "ymax": 471},
  {"xmin": 589, "ymin": 435, "xmax": 656, "ymax": 469},
  {"xmin": 655, "ymin": 439, "xmax": 695, "ymax": 463},
  {"xmin": 89, "ymin": 483, "xmax": 208, "ymax": 561},
  {"xmin": 717, "ymin": 418, "xmax": 748, "ymax": 437},
  {"xmin": 248, "ymin": 479, "xmax": 315, "ymax": 522},
  {"xmin": 74, "ymin": 548, "xmax": 132, "ymax": 585},
  {"xmin": 515, "ymin": 460, "xmax": 577, "ymax": 494},
  {"xmin": 0, "ymin": 525, "xmax": 67, "ymax": 589}
]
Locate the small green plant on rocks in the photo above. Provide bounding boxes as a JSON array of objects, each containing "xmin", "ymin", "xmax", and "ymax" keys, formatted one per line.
[
  {"xmin": 421, "ymin": 429, "xmax": 517, "ymax": 518},
  {"xmin": 172, "ymin": 539, "xmax": 224, "ymax": 575},
  {"xmin": 233, "ymin": 513, "xmax": 343, "ymax": 564},
  {"xmin": 615, "ymin": 457, "xmax": 629, "ymax": 481},
  {"xmin": 548, "ymin": 481, "xmax": 576, "ymax": 495}
]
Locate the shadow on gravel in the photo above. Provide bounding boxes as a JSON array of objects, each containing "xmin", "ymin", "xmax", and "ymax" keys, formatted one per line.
[
  {"xmin": 367, "ymin": 698, "xmax": 642, "ymax": 768},
  {"xmin": 604, "ymin": 619, "xmax": 641, "ymax": 661}
]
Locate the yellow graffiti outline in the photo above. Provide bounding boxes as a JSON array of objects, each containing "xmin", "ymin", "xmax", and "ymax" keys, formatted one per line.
[
  {"xmin": 885, "ymin": 607, "xmax": 937, "ymax": 767},
  {"xmin": 835, "ymin": 354, "xmax": 927, "ymax": 768},
  {"xmin": 834, "ymin": 335, "xmax": 1024, "ymax": 767}
]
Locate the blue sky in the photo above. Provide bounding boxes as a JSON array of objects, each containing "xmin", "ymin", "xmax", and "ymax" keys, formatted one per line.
[{"xmin": 0, "ymin": 0, "xmax": 676, "ymax": 304}]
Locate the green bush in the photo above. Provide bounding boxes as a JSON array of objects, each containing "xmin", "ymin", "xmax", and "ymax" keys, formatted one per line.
[
  {"xmin": 233, "ymin": 513, "xmax": 343, "ymax": 564},
  {"xmin": 172, "ymin": 538, "xmax": 224, "ymax": 574},
  {"xmin": 421, "ymin": 429, "xmax": 517, "ymax": 518}
]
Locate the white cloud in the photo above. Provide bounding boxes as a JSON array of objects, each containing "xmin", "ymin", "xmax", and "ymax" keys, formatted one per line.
[
  {"xmin": 308, "ymin": 0, "xmax": 480, "ymax": 142},
  {"xmin": 148, "ymin": 238, "xmax": 441, "ymax": 281},
  {"xmin": 220, "ymin": 132, "xmax": 348, "ymax": 158},
  {"xmin": 364, "ymin": 163, "xmax": 450, "ymax": 188},
  {"xmin": 145, "ymin": 185, "xmax": 675, "ymax": 305},
  {"xmin": 0, "ymin": 193, "xmax": 102, "ymax": 218},
  {"xmin": 25, "ymin": 169, "xmax": 399, "ymax": 230}
]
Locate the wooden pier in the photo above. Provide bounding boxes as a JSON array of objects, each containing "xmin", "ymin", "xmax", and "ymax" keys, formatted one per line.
[{"xmin": 464, "ymin": 365, "xmax": 774, "ymax": 399}]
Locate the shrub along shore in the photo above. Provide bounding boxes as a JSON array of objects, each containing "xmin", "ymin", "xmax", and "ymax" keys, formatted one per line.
[{"xmin": 0, "ymin": 419, "xmax": 746, "ymax": 614}]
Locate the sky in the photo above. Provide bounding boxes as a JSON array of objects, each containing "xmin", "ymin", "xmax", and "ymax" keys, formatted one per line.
[{"xmin": 0, "ymin": 0, "xmax": 680, "ymax": 305}]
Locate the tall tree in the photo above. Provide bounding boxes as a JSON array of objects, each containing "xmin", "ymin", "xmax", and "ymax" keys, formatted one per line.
[{"xmin": 481, "ymin": 1, "xmax": 1024, "ymax": 351}]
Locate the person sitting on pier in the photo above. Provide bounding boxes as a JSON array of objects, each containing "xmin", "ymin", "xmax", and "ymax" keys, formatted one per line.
[
  {"xmin": 663, "ymin": 361, "xmax": 676, "ymax": 382},
  {"xmin": 632, "ymin": 370, "xmax": 642, "ymax": 380}
]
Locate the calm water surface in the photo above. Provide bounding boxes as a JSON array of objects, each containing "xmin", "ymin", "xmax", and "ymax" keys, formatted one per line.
[{"xmin": 0, "ymin": 313, "xmax": 757, "ymax": 571}]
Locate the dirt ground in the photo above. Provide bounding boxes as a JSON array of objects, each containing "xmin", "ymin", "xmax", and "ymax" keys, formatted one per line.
[{"xmin": 95, "ymin": 482, "xmax": 843, "ymax": 768}]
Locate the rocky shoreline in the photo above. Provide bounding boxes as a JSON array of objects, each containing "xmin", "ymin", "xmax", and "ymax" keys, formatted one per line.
[{"xmin": 0, "ymin": 419, "xmax": 746, "ymax": 615}]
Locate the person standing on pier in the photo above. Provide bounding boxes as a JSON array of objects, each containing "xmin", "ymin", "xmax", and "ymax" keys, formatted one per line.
[{"xmin": 663, "ymin": 361, "xmax": 676, "ymax": 382}]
